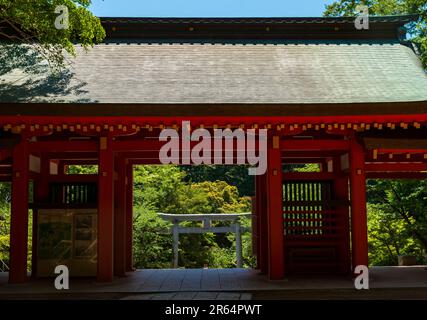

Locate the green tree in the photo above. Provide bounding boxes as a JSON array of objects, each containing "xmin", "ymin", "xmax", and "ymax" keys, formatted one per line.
[
  {"xmin": 324, "ymin": 0, "xmax": 427, "ymax": 67},
  {"xmin": 367, "ymin": 204, "xmax": 422, "ymax": 265},
  {"xmin": 0, "ymin": 0, "xmax": 105, "ymax": 72},
  {"xmin": 367, "ymin": 179, "xmax": 427, "ymax": 257},
  {"xmin": 181, "ymin": 165, "xmax": 255, "ymax": 197}
]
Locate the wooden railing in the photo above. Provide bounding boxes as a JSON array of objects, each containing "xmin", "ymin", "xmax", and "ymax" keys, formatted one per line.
[{"xmin": 158, "ymin": 213, "xmax": 251, "ymax": 268}]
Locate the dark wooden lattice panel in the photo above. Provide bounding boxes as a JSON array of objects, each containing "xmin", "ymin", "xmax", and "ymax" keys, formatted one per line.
[
  {"xmin": 283, "ymin": 180, "xmax": 347, "ymax": 273},
  {"xmin": 50, "ymin": 182, "xmax": 98, "ymax": 205}
]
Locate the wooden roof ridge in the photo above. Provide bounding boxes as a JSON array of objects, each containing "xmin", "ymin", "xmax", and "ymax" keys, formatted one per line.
[
  {"xmin": 100, "ymin": 15, "xmax": 419, "ymax": 24},
  {"xmin": 100, "ymin": 15, "xmax": 419, "ymax": 41}
]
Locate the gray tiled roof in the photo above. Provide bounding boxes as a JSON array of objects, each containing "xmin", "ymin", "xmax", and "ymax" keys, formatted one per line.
[{"xmin": 1, "ymin": 40, "xmax": 427, "ymax": 104}]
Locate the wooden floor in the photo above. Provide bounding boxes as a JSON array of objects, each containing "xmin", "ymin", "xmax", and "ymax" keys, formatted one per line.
[{"xmin": 0, "ymin": 266, "xmax": 426, "ymax": 299}]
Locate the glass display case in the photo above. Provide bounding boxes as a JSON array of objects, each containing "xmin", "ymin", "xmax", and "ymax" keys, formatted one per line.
[{"xmin": 37, "ymin": 209, "xmax": 97, "ymax": 277}]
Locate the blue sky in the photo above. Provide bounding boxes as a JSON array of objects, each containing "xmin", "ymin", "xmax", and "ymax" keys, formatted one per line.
[{"xmin": 89, "ymin": 0, "xmax": 336, "ymax": 17}]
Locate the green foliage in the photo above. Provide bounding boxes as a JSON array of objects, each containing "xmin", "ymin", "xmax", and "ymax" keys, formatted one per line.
[
  {"xmin": 0, "ymin": 0, "xmax": 105, "ymax": 71},
  {"xmin": 367, "ymin": 179, "xmax": 427, "ymax": 252},
  {"xmin": 0, "ymin": 201, "xmax": 10, "ymax": 270},
  {"xmin": 181, "ymin": 165, "xmax": 255, "ymax": 197},
  {"xmin": 367, "ymin": 203, "xmax": 423, "ymax": 265},
  {"xmin": 132, "ymin": 165, "xmax": 254, "ymax": 269},
  {"xmin": 291, "ymin": 163, "xmax": 321, "ymax": 173},
  {"xmin": 324, "ymin": 0, "xmax": 427, "ymax": 68},
  {"xmin": 66, "ymin": 164, "xmax": 98, "ymax": 174},
  {"xmin": 133, "ymin": 209, "xmax": 173, "ymax": 269}
]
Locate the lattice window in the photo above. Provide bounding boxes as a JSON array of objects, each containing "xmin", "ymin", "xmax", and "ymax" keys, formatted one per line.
[{"xmin": 283, "ymin": 181, "xmax": 337, "ymax": 236}]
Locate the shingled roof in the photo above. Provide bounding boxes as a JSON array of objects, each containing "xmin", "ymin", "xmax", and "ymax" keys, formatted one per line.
[{"xmin": 0, "ymin": 16, "xmax": 426, "ymax": 113}]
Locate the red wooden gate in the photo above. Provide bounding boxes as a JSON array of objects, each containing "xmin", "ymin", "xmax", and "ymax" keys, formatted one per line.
[{"xmin": 283, "ymin": 180, "xmax": 350, "ymax": 273}]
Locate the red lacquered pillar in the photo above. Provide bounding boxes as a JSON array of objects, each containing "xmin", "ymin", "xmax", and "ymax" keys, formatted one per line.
[
  {"xmin": 267, "ymin": 136, "xmax": 285, "ymax": 279},
  {"xmin": 97, "ymin": 136, "xmax": 114, "ymax": 282},
  {"xmin": 349, "ymin": 138, "xmax": 369, "ymax": 270},
  {"xmin": 114, "ymin": 156, "xmax": 126, "ymax": 277},
  {"xmin": 9, "ymin": 137, "xmax": 30, "ymax": 283},
  {"xmin": 125, "ymin": 162, "xmax": 134, "ymax": 272}
]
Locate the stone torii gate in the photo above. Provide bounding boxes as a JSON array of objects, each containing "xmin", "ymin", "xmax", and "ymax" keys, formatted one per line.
[{"xmin": 157, "ymin": 213, "xmax": 251, "ymax": 268}]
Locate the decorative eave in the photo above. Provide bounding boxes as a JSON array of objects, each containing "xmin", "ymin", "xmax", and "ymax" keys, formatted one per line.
[{"xmin": 101, "ymin": 15, "xmax": 419, "ymax": 41}]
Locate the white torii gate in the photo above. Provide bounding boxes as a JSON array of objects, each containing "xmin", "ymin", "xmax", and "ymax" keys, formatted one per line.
[{"xmin": 157, "ymin": 213, "xmax": 251, "ymax": 268}]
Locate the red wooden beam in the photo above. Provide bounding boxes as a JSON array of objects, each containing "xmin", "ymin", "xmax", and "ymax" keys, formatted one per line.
[
  {"xmin": 267, "ymin": 136, "xmax": 285, "ymax": 279},
  {"xmin": 0, "ymin": 149, "xmax": 11, "ymax": 161},
  {"xmin": 366, "ymin": 172, "xmax": 427, "ymax": 179},
  {"xmin": 0, "ymin": 166, "xmax": 11, "ymax": 175},
  {"xmin": 47, "ymin": 175, "xmax": 98, "ymax": 183},
  {"xmin": 280, "ymin": 139, "xmax": 349, "ymax": 151},
  {"xmin": 283, "ymin": 172, "xmax": 342, "ymax": 181},
  {"xmin": 29, "ymin": 141, "xmax": 97, "ymax": 153},
  {"xmin": 1, "ymin": 113, "xmax": 427, "ymax": 128},
  {"xmin": 366, "ymin": 154, "xmax": 426, "ymax": 163},
  {"xmin": 283, "ymin": 158, "xmax": 325, "ymax": 164},
  {"xmin": 45, "ymin": 152, "xmax": 98, "ymax": 160},
  {"xmin": 97, "ymin": 136, "xmax": 114, "ymax": 282},
  {"xmin": 60, "ymin": 159, "xmax": 99, "ymax": 166},
  {"xmin": 349, "ymin": 139, "xmax": 368, "ymax": 271},
  {"xmin": 119, "ymin": 151, "xmax": 162, "ymax": 160},
  {"xmin": 112, "ymin": 139, "xmax": 258, "ymax": 153},
  {"xmin": 376, "ymin": 148, "xmax": 427, "ymax": 154},
  {"xmin": 112, "ymin": 140, "xmax": 164, "ymax": 152},
  {"xmin": 283, "ymin": 151, "xmax": 347, "ymax": 158},
  {"xmin": 129, "ymin": 159, "xmax": 161, "ymax": 165},
  {"xmin": 9, "ymin": 139, "xmax": 30, "ymax": 284},
  {"xmin": 365, "ymin": 163, "xmax": 427, "ymax": 172}
]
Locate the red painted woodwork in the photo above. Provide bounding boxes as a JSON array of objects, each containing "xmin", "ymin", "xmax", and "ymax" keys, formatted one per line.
[
  {"xmin": 60, "ymin": 160, "xmax": 99, "ymax": 166},
  {"xmin": 1, "ymin": 113, "xmax": 427, "ymax": 129},
  {"xmin": 251, "ymin": 195, "xmax": 258, "ymax": 268},
  {"xmin": 266, "ymin": 136, "xmax": 285, "ymax": 279},
  {"xmin": 48, "ymin": 174, "xmax": 98, "ymax": 183},
  {"xmin": 375, "ymin": 148, "xmax": 427, "ymax": 154},
  {"xmin": 31, "ymin": 155, "xmax": 51, "ymax": 278},
  {"xmin": 97, "ymin": 136, "xmax": 114, "ymax": 282},
  {"xmin": 332, "ymin": 157, "xmax": 351, "ymax": 274},
  {"xmin": 0, "ymin": 149, "xmax": 11, "ymax": 161},
  {"xmin": 3, "ymin": 111, "xmax": 427, "ymax": 282},
  {"xmin": 281, "ymin": 140, "xmax": 350, "ymax": 151},
  {"xmin": 9, "ymin": 138, "xmax": 30, "ymax": 283},
  {"xmin": 114, "ymin": 157, "xmax": 127, "ymax": 277},
  {"xmin": 283, "ymin": 172, "xmax": 344, "ymax": 181},
  {"xmin": 45, "ymin": 152, "xmax": 98, "ymax": 160},
  {"xmin": 0, "ymin": 166, "xmax": 11, "ymax": 175},
  {"xmin": 254, "ymin": 174, "xmax": 268, "ymax": 274},
  {"xmin": 283, "ymin": 158, "xmax": 326, "ymax": 164},
  {"xmin": 282, "ymin": 180, "xmax": 349, "ymax": 273},
  {"xmin": 284, "ymin": 151, "xmax": 347, "ymax": 158},
  {"xmin": 349, "ymin": 138, "xmax": 369, "ymax": 270},
  {"xmin": 365, "ymin": 163, "xmax": 427, "ymax": 172},
  {"xmin": 29, "ymin": 141, "xmax": 97, "ymax": 153},
  {"xmin": 125, "ymin": 163, "xmax": 134, "ymax": 272},
  {"xmin": 366, "ymin": 172, "xmax": 427, "ymax": 179}
]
